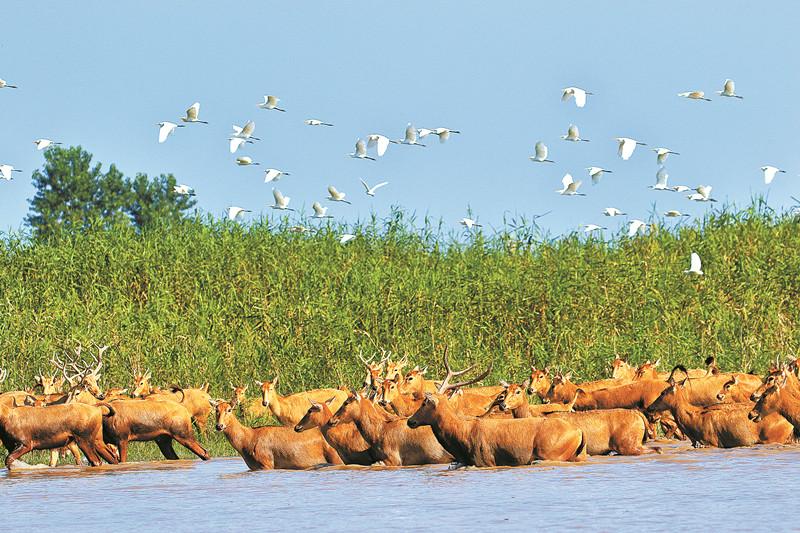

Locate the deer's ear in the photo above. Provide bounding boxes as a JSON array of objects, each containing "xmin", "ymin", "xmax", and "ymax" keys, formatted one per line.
[
  {"xmin": 499, "ymin": 380, "xmax": 510, "ymax": 388},
  {"xmin": 522, "ymin": 378, "xmax": 531, "ymax": 389}
]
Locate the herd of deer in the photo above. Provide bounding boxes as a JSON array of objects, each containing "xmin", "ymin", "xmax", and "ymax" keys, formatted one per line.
[{"xmin": 1, "ymin": 344, "xmax": 799, "ymax": 471}]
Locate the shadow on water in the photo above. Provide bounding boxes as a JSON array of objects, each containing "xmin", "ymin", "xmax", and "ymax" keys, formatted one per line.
[{"xmin": 2, "ymin": 443, "xmax": 799, "ymax": 532}]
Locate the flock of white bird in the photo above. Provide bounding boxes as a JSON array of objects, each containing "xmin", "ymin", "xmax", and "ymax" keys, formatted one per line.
[{"xmin": 0, "ymin": 74, "xmax": 791, "ymax": 276}]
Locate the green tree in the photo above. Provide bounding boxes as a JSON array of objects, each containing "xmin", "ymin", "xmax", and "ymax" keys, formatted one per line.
[{"xmin": 26, "ymin": 146, "xmax": 196, "ymax": 235}]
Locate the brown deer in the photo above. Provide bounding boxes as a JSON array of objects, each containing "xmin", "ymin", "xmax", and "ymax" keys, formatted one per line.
[
  {"xmin": 294, "ymin": 398, "xmax": 378, "ymax": 465},
  {"xmin": 0, "ymin": 400, "xmax": 119, "ymax": 468},
  {"xmin": 213, "ymin": 399, "xmax": 342, "ymax": 470},
  {"xmin": 357, "ymin": 350, "xmax": 390, "ymax": 397},
  {"xmin": 398, "ymin": 366, "xmax": 438, "ymax": 396},
  {"xmin": 748, "ymin": 377, "xmax": 800, "ymax": 438},
  {"xmin": 545, "ymin": 371, "xmax": 631, "ymax": 404},
  {"xmin": 257, "ymin": 374, "xmax": 348, "ymax": 426},
  {"xmin": 102, "ymin": 398, "xmax": 210, "ymax": 463},
  {"xmin": 491, "ymin": 382, "xmax": 577, "ymax": 418},
  {"xmin": 231, "ymin": 384, "xmax": 270, "ymax": 419},
  {"xmin": 329, "ymin": 390, "xmax": 453, "ymax": 466},
  {"xmin": 647, "ymin": 366, "xmax": 793, "ymax": 448},
  {"xmin": 611, "ymin": 357, "xmax": 636, "ymax": 380},
  {"xmin": 384, "ymin": 354, "xmax": 408, "ymax": 382},
  {"xmin": 132, "ymin": 371, "xmax": 212, "ymax": 432},
  {"xmin": 526, "ymin": 366, "xmax": 551, "ymax": 401},
  {"xmin": 751, "ymin": 363, "xmax": 800, "ymax": 402},
  {"xmin": 716, "ymin": 375, "xmax": 764, "ymax": 403}
]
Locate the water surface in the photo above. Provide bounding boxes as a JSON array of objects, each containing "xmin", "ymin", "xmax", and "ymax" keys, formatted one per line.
[{"xmin": 2, "ymin": 443, "xmax": 797, "ymax": 532}]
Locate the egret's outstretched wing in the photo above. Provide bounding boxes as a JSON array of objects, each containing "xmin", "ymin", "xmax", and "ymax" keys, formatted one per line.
[
  {"xmin": 656, "ymin": 168, "xmax": 669, "ymax": 188},
  {"xmin": 535, "ymin": 141, "xmax": 547, "ymax": 161},
  {"xmin": 573, "ymin": 88, "xmax": 587, "ymax": 108},
  {"xmin": 561, "ymin": 174, "xmax": 574, "ymax": 190},
  {"xmin": 690, "ymin": 252, "xmax": 702, "ymax": 273}
]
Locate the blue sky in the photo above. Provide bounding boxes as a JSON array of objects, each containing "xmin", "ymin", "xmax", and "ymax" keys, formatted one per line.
[{"xmin": 1, "ymin": 1, "xmax": 798, "ymax": 237}]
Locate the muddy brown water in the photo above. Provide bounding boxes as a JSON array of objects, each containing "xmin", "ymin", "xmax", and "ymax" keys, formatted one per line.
[{"xmin": 1, "ymin": 442, "xmax": 797, "ymax": 532}]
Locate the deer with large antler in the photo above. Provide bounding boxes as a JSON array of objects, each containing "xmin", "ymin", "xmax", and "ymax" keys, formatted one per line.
[
  {"xmin": 406, "ymin": 350, "xmax": 587, "ymax": 467},
  {"xmin": 50, "ymin": 343, "xmax": 108, "ymax": 404}
]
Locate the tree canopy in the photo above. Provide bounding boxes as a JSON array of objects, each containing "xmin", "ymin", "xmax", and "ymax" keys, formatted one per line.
[{"xmin": 26, "ymin": 146, "xmax": 196, "ymax": 236}]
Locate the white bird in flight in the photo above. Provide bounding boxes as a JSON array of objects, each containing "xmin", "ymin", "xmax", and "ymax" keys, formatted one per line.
[
  {"xmin": 628, "ymin": 219, "xmax": 647, "ymax": 237},
  {"xmin": 664, "ymin": 210, "xmax": 690, "ymax": 218},
  {"xmin": 556, "ymin": 174, "xmax": 585, "ymax": 196},
  {"xmin": 340, "ymin": 234, "xmax": 356, "ymax": 244},
  {"xmin": 583, "ymin": 224, "xmax": 606, "ymax": 233},
  {"xmin": 263, "ymin": 169, "xmax": 291, "ymax": 183},
  {"xmin": 399, "ymin": 124, "xmax": 426, "ymax": 146},
  {"xmin": 0, "ymin": 79, "xmax": 18, "ymax": 89},
  {"xmin": 271, "ymin": 189, "xmax": 293, "ymax": 211},
  {"xmin": 684, "ymin": 252, "xmax": 704, "ymax": 275},
  {"xmin": 0, "ymin": 164, "xmax": 22, "ymax": 180},
  {"xmin": 33, "ymin": 139, "xmax": 61, "ymax": 151},
  {"xmin": 616, "ymin": 137, "xmax": 646, "ymax": 160},
  {"xmin": 236, "ymin": 156, "xmax": 259, "ymax": 166},
  {"xmin": 327, "ymin": 185, "xmax": 351, "ymax": 204},
  {"xmin": 305, "ymin": 118, "xmax": 334, "ymax": 127},
  {"xmin": 717, "ymin": 79, "xmax": 742, "ymax": 99},
  {"xmin": 157, "ymin": 121, "xmax": 184, "ymax": 143},
  {"xmin": 653, "ymin": 147, "xmax": 679, "ymax": 165},
  {"xmin": 561, "ymin": 87, "xmax": 592, "ymax": 108},
  {"xmin": 181, "ymin": 102, "xmax": 208, "ymax": 124},
  {"xmin": 430, "ymin": 127, "xmax": 460, "ymax": 143},
  {"xmin": 603, "ymin": 207, "xmax": 626, "ymax": 217},
  {"xmin": 650, "ymin": 168, "xmax": 670, "ymax": 190},
  {"xmin": 671, "ymin": 185, "xmax": 691, "ymax": 193},
  {"xmin": 530, "ymin": 141, "xmax": 554, "ymax": 163},
  {"xmin": 258, "ymin": 95, "xmax": 285, "ymax": 112},
  {"xmin": 349, "ymin": 139, "xmax": 375, "ymax": 161},
  {"xmin": 311, "ymin": 202, "xmax": 332, "ymax": 219},
  {"xmin": 687, "ymin": 185, "xmax": 716, "ymax": 202},
  {"xmin": 587, "ymin": 167, "xmax": 612, "ymax": 185},
  {"xmin": 360, "ymin": 179, "xmax": 389, "ymax": 197},
  {"xmin": 173, "ymin": 184, "xmax": 196, "ymax": 196},
  {"xmin": 232, "ymin": 121, "xmax": 259, "ymax": 140},
  {"xmin": 562, "ymin": 124, "xmax": 589, "ymax": 142},
  {"xmin": 367, "ymin": 134, "xmax": 397, "ymax": 157},
  {"xmin": 226, "ymin": 206, "xmax": 250, "ymax": 221},
  {"xmin": 229, "ymin": 137, "xmax": 253, "ymax": 153},
  {"xmin": 418, "ymin": 128, "xmax": 435, "ymax": 139},
  {"xmin": 678, "ymin": 91, "xmax": 711, "ymax": 102},
  {"xmin": 459, "ymin": 218, "xmax": 482, "ymax": 230},
  {"xmin": 761, "ymin": 165, "xmax": 786, "ymax": 185}
]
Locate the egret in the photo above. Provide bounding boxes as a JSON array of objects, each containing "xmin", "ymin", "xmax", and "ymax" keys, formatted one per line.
[
  {"xmin": 556, "ymin": 174, "xmax": 585, "ymax": 196},
  {"xmin": 157, "ymin": 121, "xmax": 184, "ymax": 143},
  {"xmin": 229, "ymin": 137, "xmax": 253, "ymax": 153},
  {"xmin": 327, "ymin": 185, "xmax": 351, "ymax": 204},
  {"xmin": 398, "ymin": 123, "xmax": 426, "ymax": 146},
  {"xmin": 562, "ymin": 124, "xmax": 589, "ymax": 142},
  {"xmin": 349, "ymin": 139, "xmax": 375, "ymax": 161},
  {"xmin": 226, "ymin": 206, "xmax": 250, "ymax": 221},
  {"xmin": 431, "ymin": 127, "xmax": 460, "ymax": 143},
  {"xmin": 0, "ymin": 79, "xmax": 18, "ymax": 89},
  {"xmin": 0, "ymin": 164, "xmax": 22, "ymax": 180},
  {"xmin": 258, "ymin": 95, "xmax": 285, "ymax": 111},
  {"xmin": 687, "ymin": 185, "xmax": 716, "ymax": 202},
  {"xmin": 340, "ymin": 234, "xmax": 356, "ymax": 244},
  {"xmin": 173, "ymin": 184, "xmax": 196, "ymax": 196},
  {"xmin": 628, "ymin": 219, "xmax": 647, "ymax": 237},
  {"xmin": 367, "ymin": 134, "xmax": 397, "ymax": 157},
  {"xmin": 418, "ymin": 128, "xmax": 434, "ymax": 138},
  {"xmin": 305, "ymin": 119, "xmax": 334, "ymax": 127},
  {"xmin": 232, "ymin": 121, "xmax": 260, "ymax": 140},
  {"xmin": 761, "ymin": 165, "xmax": 786, "ymax": 185},
  {"xmin": 650, "ymin": 168, "xmax": 670, "ymax": 190},
  {"xmin": 311, "ymin": 202, "xmax": 332, "ymax": 219},
  {"xmin": 653, "ymin": 147, "xmax": 679, "ymax": 165},
  {"xmin": 587, "ymin": 167, "xmax": 612, "ymax": 185},
  {"xmin": 717, "ymin": 79, "xmax": 742, "ymax": 99},
  {"xmin": 561, "ymin": 87, "xmax": 592, "ymax": 108},
  {"xmin": 360, "ymin": 178, "xmax": 389, "ymax": 197},
  {"xmin": 678, "ymin": 91, "xmax": 711, "ymax": 101},
  {"xmin": 671, "ymin": 185, "xmax": 691, "ymax": 193},
  {"xmin": 584, "ymin": 224, "xmax": 606, "ymax": 233},
  {"xmin": 459, "ymin": 218, "xmax": 482, "ymax": 230},
  {"xmin": 271, "ymin": 189, "xmax": 293, "ymax": 211},
  {"xmin": 263, "ymin": 168, "xmax": 290, "ymax": 183},
  {"xmin": 33, "ymin": 139, "xmax": 61, "ymax": 150},
  {"xmin": 529, "ymin": 141, "xmax": 554, "ymax": 163},
  {"xmin": 684, "ymin": 252, "xmax": 704, "ymax": 275},
  {"xmin": 603, "ymin": 207, "xmax": 626, "ymax": 217},
  {"xmin": 181, "ymin": 102, "xmax": 208, "ymax": 124},
  {"xmin": 664, "ymin": 210, "xmax": 690, "ymax": 217},
  {"xmin": 236, "ymin": 156, "xmax": 259, "ymax": 166},
  {"xmin": 616, "ymin": 137, "xmax": 646, "ymax": 160}
]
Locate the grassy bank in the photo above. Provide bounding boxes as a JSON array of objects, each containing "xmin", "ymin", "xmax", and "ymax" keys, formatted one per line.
[{"xmin": 1, "ymin": 202, "xmax": 799, "ymax": 399}]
